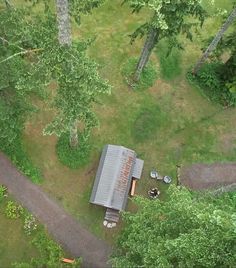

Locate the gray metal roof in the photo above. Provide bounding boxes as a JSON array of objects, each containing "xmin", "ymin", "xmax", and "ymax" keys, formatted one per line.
[
  {"xmin": 132, "ymin": 158, "xmax": 144, "ymax": 179},
  {"xmin": 90, "ymin": 145, "xmax": 144, "ymax": 211}
]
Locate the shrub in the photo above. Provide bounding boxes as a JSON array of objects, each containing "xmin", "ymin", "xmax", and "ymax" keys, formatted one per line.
[
  {"xmin": 0, "ymin": 91, "xmax": 42, "ymax": 184},
  {"xmin": 187, "ymin": 63, "xmax": 236, "ymax": 106},
  {"xmin": 122, "ymin": 57, "xmax": 158, "ymax": 91},
  {"xmin": 24, "ymin": 214, "xmax": 38, "ymax": 235},
  {"xmin": 56, "ymin": 132, "xmax": 91, "ymax": 169},
  {"xmin": 0, "ymin": 185, "xmax": 7, "ymax": 202},
  {"xmin": 5, "ymin": 201, "xmax": 23, "ymax": 219},
  {"xmin": 13, "ymin": 231, "xmax": 82, "ymax": 267}
]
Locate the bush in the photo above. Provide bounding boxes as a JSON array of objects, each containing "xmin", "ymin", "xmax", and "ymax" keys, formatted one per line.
[
  {"xmin": 13, "ymin": 231, "xmax": 82, "ymax": 267},
  {"xmin": 187, "ymin": 63, "xmax": 236, "ymax": 106},
  {"xmin": 122, "ymin": 57, "xmax": 158, "ymax": 91},
  {"xmin": 0, "ymin": 97, "xmax": 42, "ymax": 184},
  {"xmin": 56, "ymin": 132, "xmax": 91, "ymax": 169},
  {"xmin": 0, "ymin": 185, "xmax": 7, "ymax": 202},
  {"xmin": 5, "ymin": 201, "xmax": 23, "ymax": 219},
  {"xmin": 24, "ymin": 214, "xmax": 38, "ymax": 235}
]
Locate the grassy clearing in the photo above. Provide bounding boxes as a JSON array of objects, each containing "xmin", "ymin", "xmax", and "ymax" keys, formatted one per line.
[
  {"xmin": 131, "ymin": 103, "xmax": 169, "ymax": 143},
  {"xmin": 22, "ymin": 0, "xmax": 236, "ymax": 239},
  {"xmin": 1, "ymin": 0, "xmax": 236, "ymax": 264}
]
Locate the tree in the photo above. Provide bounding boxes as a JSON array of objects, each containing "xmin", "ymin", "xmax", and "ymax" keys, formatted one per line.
[
  {"xmin": 123, "ymin": 0, "xmax": 206, "ymax": 81},
  {"xmin": 41, "ymin": 0, "xmax": 110, "ymax": 148},
  {"xmin": 0, "ymin": 6, "xmax": 38, "ymax": 152},
  {"xmin": 192, "ymin": 6, "xmax": 236, "ymax": 75},
  {"xmin": 112, "ymin": 186, "xmax": 236, "ymax": 267},
  {"xmin": 10, "ymin": 0, "xmax": 111, "ymax": 149}
]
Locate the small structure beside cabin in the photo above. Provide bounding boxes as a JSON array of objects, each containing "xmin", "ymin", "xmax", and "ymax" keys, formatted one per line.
[{"xmin": 90, "ymin": 145, "xmax": 144, "ymax": 223}]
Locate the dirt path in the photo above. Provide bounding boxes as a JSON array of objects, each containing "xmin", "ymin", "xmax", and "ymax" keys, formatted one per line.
[
  {"xmin": 0, "ymin": 153, "xmax": 111, "ymax": 268},
  {"xmin": 180, "ymin": 162, "xmax": 236, "ymax": 190}
]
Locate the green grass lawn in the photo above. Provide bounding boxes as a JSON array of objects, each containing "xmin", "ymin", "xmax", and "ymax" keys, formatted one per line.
[
  {"xmin": 0, "ymin": 198, "xmax": 38, "ymax": 267},
  {"xmin": 1, "ymin": 0, "xmax": 236, "ymax": 265},
  {"xmin": 22, "ymin": 0, "xmax": 235, "ymax": 231},
  {"xmin": 22, "ymin": 0, "xmax": 236, "ymax": 237}
]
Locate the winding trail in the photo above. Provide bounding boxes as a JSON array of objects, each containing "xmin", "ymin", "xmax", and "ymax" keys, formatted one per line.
[{"xmin": 0, "ymin": 153, "xmax": 111, "ymax": 268}]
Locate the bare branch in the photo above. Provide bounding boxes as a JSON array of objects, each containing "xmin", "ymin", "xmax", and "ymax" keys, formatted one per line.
[
  {"xmin": 0, "ymin": 48, "xmax": 43, "ymax": 64},
  {"xmin": 0, "ymin": 36, "xmax": 25, "ymax": 51},
  {"xmin": 4, "ymin": 0, "xmax": 13, "ymax": 8}
]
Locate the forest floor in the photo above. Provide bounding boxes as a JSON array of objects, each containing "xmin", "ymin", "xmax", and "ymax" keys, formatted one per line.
[{"xmin": 1, "ymin": 0, "xmax": 236, "ymax": 266}]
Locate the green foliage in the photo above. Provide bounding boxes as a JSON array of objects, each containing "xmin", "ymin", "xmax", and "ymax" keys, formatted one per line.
[
  {"xmin": 56, "ymin": 131, "xmax": 91, "ymax": 169},
  {"xmin": 122, "ymin": 57, "xmax": 158, "ymax": 90},
  {"xmin": 13, "ymin": 231, "xmax": 81, "ymax": 268},
  {"xmin": 5, "ymin": 201, "xmax": 23, "ymax": 219},
  {"xmin": 123, "ymin": 0, "xmax": 206, "ymax": 46},
  {"xmin": 0, "ymin": 185, "xmax": 7, "ymax": 202},
  {"xmin": 1, "ymin": 3, "xmax": 111, "ymax": 171},
  {"xmin": 41, "ymin": 43, "xmax": 111, "ymax": 143},
  {"xmin": 132, "ymin": 104, "xmax": 168, "ymax": 142},
  {"xmin": 0, "ymin": 6, "xmax": 42, "ymax": 183},
  {"xmin": 195, "ymin": 18, "xmax": 236, "ymax": 106},
  {"xmin": 112, "ymin": 186, "xmax": 236, "ymax": 267},
  {"xmin": 69, "ymin": 0, "xmax": 105, "ymax": 25},
  {"xmin": 156, "ymin": 39, "xmax": 182, "ymax": 80},
  {"xmin": 188, "ymin": 63, "xmax": 236, "ymax": 106},
  {"xmin": 23, "ymin": 214, "xmax": 38, "ymax": 236}
]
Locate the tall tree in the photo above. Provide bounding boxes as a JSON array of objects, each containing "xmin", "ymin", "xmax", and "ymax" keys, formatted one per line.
[
  {"xmin": 46, "ymin": 0, "xmax": 111, "ymax": 148},
  {"xmin": 10, "ymin": 0, "xmax": 110, "ymax": 149},
  {"xmin": 112, "ymin": 186, "xmax": 236, "ymax": 267},
  {"xmin": 123, "ymin": 0, "xmax": 206, "ymax": 81},
  {"xmin": 29, "ymin": 0, "xmax": 110, "ymax": 148},
  {"xmin": 55, "ymin": 0, "xmax": 77, "ymax": 147},
  {"xmin": 192, "ymin": 6, "xmax": 236, "ymax": 75}
]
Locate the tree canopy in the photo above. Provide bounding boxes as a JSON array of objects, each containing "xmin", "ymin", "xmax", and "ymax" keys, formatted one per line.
[
  {"xmin": 1, "ymin": 1, "xmax": 111, "ymax": 149},
  {"xmin": 112, "ymin": 186, "xmax": 236, "ymax": 267},
  {"xmin": 123, "ymin": 0, "xmax": 206, "ymax": 80}
]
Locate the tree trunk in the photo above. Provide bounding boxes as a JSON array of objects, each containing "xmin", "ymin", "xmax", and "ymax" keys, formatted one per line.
[
  {"xmin": 70, "ymin": 120, "xmax": 78, "ymax": 148},
  {"xmin": 4, "ymin": 0, "xmax": 12, "ymax": 8},
  {"xmin": 192, "ymin": 7, "xmax": 236, "ymax": 75},
  {"xmin": 56, "ymin": 0, "xmax": 78, "ymax": 147},
  {"xmin": 56, "ymin": 0, "xmax": 72, "ymax": 46},
  {"xmin": 134, "ymin": 28, "xmax": 159, "ymax": 81}
]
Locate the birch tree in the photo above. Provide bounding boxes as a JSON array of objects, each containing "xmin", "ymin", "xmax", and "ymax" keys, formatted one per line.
[
  {"xmin": 9, "ymin": 0, "xmax": 111, "ymax": 149},
  {"xmin": 192, "ymin": 6, "xmax": 236, "ymax": 75},
  {"xmin": 43, "ymin": 0, "xmax": 111, "ymax": 148},
  {"xmin": 123, "ymin": 0, "xmax": 206, "ymax": 81}
]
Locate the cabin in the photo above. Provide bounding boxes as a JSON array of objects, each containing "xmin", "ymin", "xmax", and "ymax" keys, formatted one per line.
[{"xmin": 90, "ymin": 144, "xmax": 144, "ymax": 223}]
